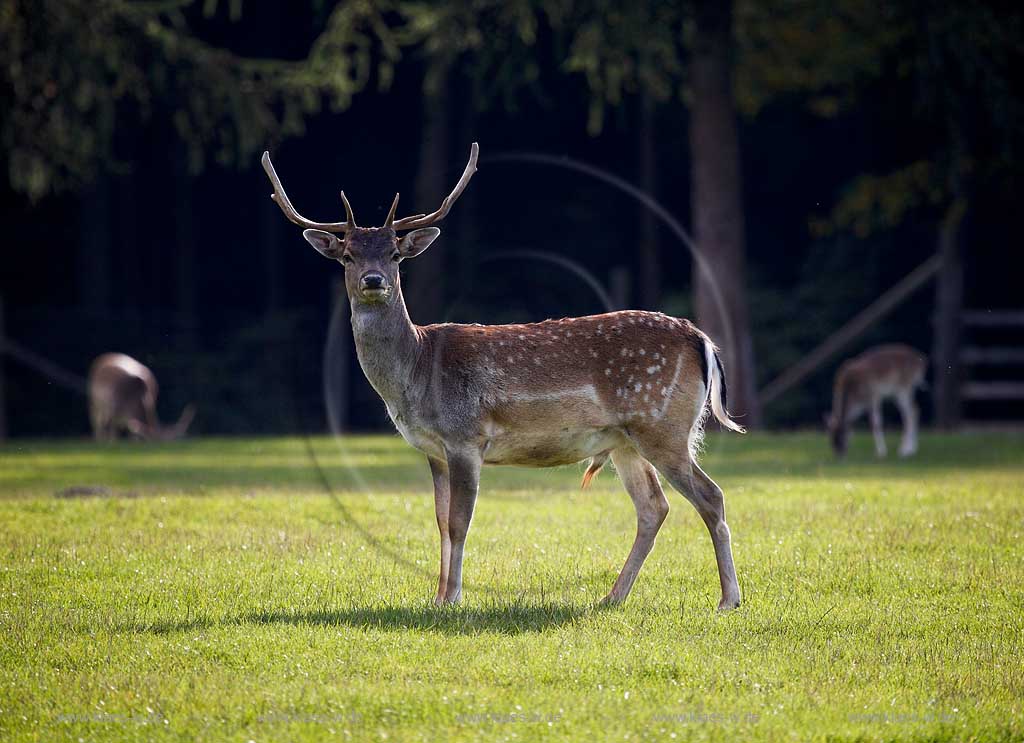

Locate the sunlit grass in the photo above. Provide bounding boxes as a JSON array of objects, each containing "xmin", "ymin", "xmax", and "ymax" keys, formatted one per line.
[{"xmin": 1, "ymin": 432, "xmax": 1022, "ymax": 741}]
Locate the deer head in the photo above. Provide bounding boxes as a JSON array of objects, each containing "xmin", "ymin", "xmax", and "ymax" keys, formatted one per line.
[
  {"xmin": 124, "ymin": 403, "xmax": 196, "ymax": 441},
  {"xmin": 825, "ymin": 413, "xmax": 848, "ymax": 457},
  {"xmin": 159, "ymin": 403, "xmax": 196, "ymax": 440},
  {"xmin": 261, "ymin": 143, "xmax": 478, "ymax": 308}
]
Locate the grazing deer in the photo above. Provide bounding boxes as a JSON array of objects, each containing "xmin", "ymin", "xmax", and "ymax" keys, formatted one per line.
[
  {"xmin": 261, "ymin": 143, "xmax": 745, "ymax": 610},
  {"xmin": 825, "ymin": 344, "xmax": 927, "ymax": 458},
  {"xmin": 88, "ymin": 353, "xmax": 195, "ymax": 441}
]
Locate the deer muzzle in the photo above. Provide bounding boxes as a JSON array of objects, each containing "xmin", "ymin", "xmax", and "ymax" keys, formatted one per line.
[{"xmin": 359, "ymin": 272, "xmax": 390, "ymax": 300}]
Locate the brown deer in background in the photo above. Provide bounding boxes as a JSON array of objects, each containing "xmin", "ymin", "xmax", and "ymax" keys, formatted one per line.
[
  {"xmin": 826, "ymin": 344, "xmax": 927, "ymax": 458},
  {"xmin": 262, "ymin": 143, "xmax": 746, "ymax": 610},
  {"xmin": 88, "ymin": 353, "xmax": 195, "ymax": 441}
]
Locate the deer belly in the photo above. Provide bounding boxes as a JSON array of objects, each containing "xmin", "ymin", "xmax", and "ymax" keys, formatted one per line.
[{"xmin": 481, "ymin": 426, "xmax": 625, "ymax": 467}]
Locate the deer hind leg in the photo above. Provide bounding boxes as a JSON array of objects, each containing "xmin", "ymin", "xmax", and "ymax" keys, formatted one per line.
[
  {"xmin": 599, "ymin": 448, "xmax": 670, "ymax": 606},
  {"xmin": 870, "ymin": 400, "xmax": 887, "ymax": 457},
  {"xmin": 895, "ymin": 391, "xmax": 919, "ymax": 457},
  {"xmin": 440, "ymin": 447, "xmax": 481, "ymax": 605},
  {"xmin": 427, "ymin": 457, "xmax": 452, "ymax": 605},
  {"xmin": 634, "ymin": 435, "xmax": 741, "ymax": 611},
  {"xmin": 680, "ymin": 463, "xmax": 741, "ymax": 611}
]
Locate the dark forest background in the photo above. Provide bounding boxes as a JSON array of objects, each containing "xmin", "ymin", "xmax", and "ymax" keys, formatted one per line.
[{"xmin": 2, "ymin": 0, "xmax": 1022, "ymax": 437}]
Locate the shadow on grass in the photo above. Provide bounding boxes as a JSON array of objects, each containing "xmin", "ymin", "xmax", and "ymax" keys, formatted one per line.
[{"xmin": 137, "ymin": 601, "xmax": 594, "ymax": 637}]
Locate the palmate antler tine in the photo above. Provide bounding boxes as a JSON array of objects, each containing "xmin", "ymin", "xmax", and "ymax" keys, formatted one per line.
[
  {"xmin": 391, "ymin": 142, "xmax": 479, "ymax": 231},
  {"xmin": 261, "ymin": 151, "xmax": 351, "ymax": 233}
]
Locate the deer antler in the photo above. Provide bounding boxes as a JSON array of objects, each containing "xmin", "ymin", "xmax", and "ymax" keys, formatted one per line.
[
  {"xmin": 383, "ymin": 192, "xmax": 400, "ymax": 228},
  {"xmin": 262, "ymin": 143, "xmax": 478, "ymax": 232},
  {"xmin": 261, "ymin": 151, "xmax": 352, "ymax": 233},
  {"xmin": 391, "ymin": 142, "xmax": 479, "ymax": 231},
  {"xmin": 340, "ymin": 190, "xmax": 358, "ymax": 228}
]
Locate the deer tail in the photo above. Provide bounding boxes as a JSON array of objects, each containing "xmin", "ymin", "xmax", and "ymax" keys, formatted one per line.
[{"xmin": 704, "ymin": 338, "xmax": 745, "ymax": 434}]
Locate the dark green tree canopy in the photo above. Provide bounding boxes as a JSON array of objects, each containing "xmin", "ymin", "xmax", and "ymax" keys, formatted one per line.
[{"xmin": 0, "ymin": 0, "xmax": 404, "ymax": 199}]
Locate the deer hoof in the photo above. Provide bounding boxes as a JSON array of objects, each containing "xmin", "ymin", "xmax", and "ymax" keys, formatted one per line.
[
  {"xmin": 435, "ymin": 590, "xmax": 461, "ymax": 606},
  {"xmin": 717, "ymin": 596, "xmax": 742, "ymax": 612}
]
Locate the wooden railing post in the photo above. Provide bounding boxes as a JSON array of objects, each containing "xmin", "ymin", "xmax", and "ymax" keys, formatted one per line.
[{"xmin": 932, "ymin": 199, "xmax": 967, "ymax": 429}]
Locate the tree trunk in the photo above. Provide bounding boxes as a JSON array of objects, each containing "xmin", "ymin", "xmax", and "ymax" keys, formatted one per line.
[
  {"xmin": 926, "ymin": 11, "xmax": 969, "ymax": 431},
  {"xmin": 78, "ymin": 106, "xmax": 114, "ymax": 315},
  {"xmin": 78, "ymin": 174, "xmax": 111, "ymax": 312},
  {"xmin": 116, "ymin": 168, "xmax": 142, "ymax": 310},
  {"xmin": 260, "ymin": 183, "xmax": 285, "ymax": 314},
  {"xmin": 403, "ymin": 68, "xmax": 451, "ymax": 323},
  {"xmin": 114, "ymin": 120, "xmax": 143, "ymax": 313},
  {"xmin": 637, "ymin": 92, "xmax": 660, "ymax": 310},
  {"xmin": 689, "ymin": 0, "xmax": 761, "ymax": 427},
  {"xmin": 932, "ymin": 197, "xmax": 967, "ymax": 429},
  {"xmin": 173, "ymin": 139, "xmax": 198, "ymax": 348},
  {"xmin": 0, "ymin": 294, "xmax": 6, "ymax": 440},
  {"xmin": 455, "ymin": 80, "xmax": 480, "ymax": 297}
]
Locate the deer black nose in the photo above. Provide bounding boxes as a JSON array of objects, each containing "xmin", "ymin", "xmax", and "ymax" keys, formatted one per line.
[{"xmin": 361, "ymin": 273, "xmax": 385, "ymax": 290}]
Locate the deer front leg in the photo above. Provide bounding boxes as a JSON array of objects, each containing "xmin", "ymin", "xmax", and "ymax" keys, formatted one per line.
[
  {"xmin": 428, "ymin": 457, "xmax": 452, "ymax": 605},
  {"xmin": 870, "ymin": 401, "xmax": 887, "ymax": 457},
  {"xmin": 896, "ymin": 392, "xmax": 919, "ymax": 457},
  {"xmin": 441, "ymin": 447, "xmax": 481, "ymax": 605}
]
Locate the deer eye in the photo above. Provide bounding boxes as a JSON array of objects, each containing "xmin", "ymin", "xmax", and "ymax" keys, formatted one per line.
[
  {"xmin": 391, "ymin": 252, "xmax": 401, "ymax": 262},
  {"xmin": 341, "ymin": 254, "xmax": 354, "ymax": 265}
]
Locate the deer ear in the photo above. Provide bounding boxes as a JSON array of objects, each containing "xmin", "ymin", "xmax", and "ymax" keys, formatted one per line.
[
  {"xmin": 303, "ymin": 229, "xmax": 341, "ymax": 259},
  {"xmin": 398, "ymin": 227, "xmax": 440, "ymax": 259}
]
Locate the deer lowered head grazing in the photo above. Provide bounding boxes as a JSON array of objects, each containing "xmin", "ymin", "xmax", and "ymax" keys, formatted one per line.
[
  {"xmin": 262, "ymin": 143, "xmax": 746, "ymax": 610},
  {"xmin": 88, "ymin": 353, "xmax": 196, "ymax": 441}
]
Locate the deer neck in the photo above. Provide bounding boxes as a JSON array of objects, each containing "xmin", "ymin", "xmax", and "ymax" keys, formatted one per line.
[{"xmin": 349, "ymin": 284, "xmax": 421, "ymax": 404}]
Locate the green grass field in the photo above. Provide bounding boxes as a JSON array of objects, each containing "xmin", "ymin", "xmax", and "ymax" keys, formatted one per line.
[{"xmin": 1, "ymin": 431, "xmax": 1022, "ymax": 741}]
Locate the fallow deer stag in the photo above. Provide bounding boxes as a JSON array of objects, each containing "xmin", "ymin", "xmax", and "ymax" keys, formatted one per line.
[
  {"xmin": 88, "ymin": 353, "xmax": 195, "ymax": 441},
  {"xmin": 826, "ymin": 344, "xmax": 927, "ymax": 458},
  {"xmin": 262, "ymin": 143, "xmax": 745, "ymax": 610}
]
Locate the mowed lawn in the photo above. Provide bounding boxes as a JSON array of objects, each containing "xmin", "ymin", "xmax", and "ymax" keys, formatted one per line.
[{"xmin": 1, "ymin": 432, "xmax": 1022, "ymax": 742}]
